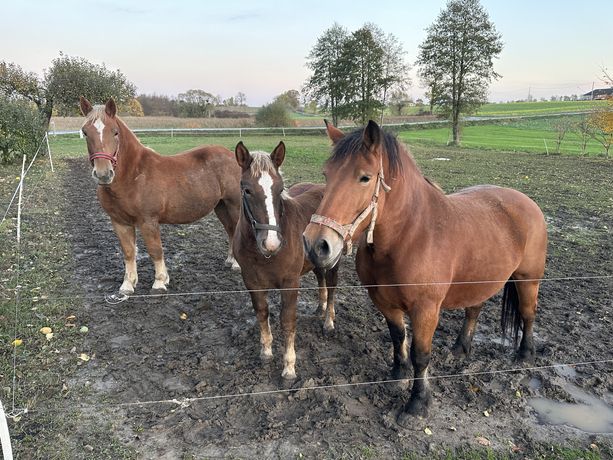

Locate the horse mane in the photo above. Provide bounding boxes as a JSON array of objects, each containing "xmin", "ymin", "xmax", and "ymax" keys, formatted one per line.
[
  {"xmin": 249, "ymin": 152, "xmax": 278, "ymax": 177},
  {"xmin": 82, "ymin": 105, "xmax": 108, "ymax": 126},
  {"xmin": 330, "ymin": 127, "xmax": 444, "ymax": 194}
]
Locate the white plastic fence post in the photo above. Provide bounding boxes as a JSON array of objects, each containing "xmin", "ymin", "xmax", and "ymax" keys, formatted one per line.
[
  {"xmin": 0, "ymin": 400, "xmax": 14, "ymax": 460},
  {"xmin": 45, "ymin": 133, "xmax": 54, "ymax": 173},
  {"xmin": 543, "ymin": 139, "xmax": 549, "ymax": 155},
  {"xmin": 16, "ymin": 155, "xmax": 26, "ymax": 244}
]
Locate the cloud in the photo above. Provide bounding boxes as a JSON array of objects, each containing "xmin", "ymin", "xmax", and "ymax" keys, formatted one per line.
[{"xmin": 224, "ymin": 10, "xmax": 262, "ymax": 22}]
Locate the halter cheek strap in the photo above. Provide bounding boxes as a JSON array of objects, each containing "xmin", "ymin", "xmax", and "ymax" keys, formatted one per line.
[
  {"xmin": 242, "ymin": 192, "xmax": 282, "ymax": 234},
  {"xmin": 89, "ymin": 151, "xmax": 118, "ymax": 167},
  {"xmin": 310, "ymin": 160, "xmax": 391, "ymax": 255}
]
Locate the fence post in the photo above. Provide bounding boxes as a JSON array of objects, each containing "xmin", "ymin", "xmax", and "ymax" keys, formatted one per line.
[
  {"xmin": 543, "ymin": 139, "xmax": 549, "ymax": 156},
  {"xmin": 45, "ymin": 133, "xmax": 54, "ymax": 173}
]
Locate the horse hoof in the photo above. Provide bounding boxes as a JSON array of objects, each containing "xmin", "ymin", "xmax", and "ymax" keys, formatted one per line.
[
  {"xmin": 281, "ymin": 369, "xmax": 297, "ymax": 381},
  {"xmin": 451, "ymin": 342, "xmax": 470, "ymax": 359},
  {"xmin": 119, "ymin": 288, "xmax": 134, "ymax": 296},
  {"xmin": 403, "ymin": 396, "xmax": 430, "ymax": 420},
  {"xmin": 322, "ymin": 324, "xmax": 335, "ymax": 337},
  {"xmin": 516, "ymin": 349, "xmax": 535, "ymax": 364},
  {"xmin": 150, "ymin": 287, "xmax": 168, "ymax": 295},
  {"xmin": 260, "ymin": 351, "xmax": 273, "ymax": 362}
]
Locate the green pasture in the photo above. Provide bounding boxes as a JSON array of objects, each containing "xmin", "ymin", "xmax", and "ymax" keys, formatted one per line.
[
  {"xmin": 399, "ymin": 120, "xmax": 608, "ymax": 156},
  {"xmin": 473, "ymin": 100, "xmax": 605, "ymax": 117}
]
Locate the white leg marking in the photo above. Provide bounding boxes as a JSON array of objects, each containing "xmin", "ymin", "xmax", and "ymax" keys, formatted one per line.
[
  {"xmin": 282, "ymin": 331, "xmax": 296, "ymax": 379},
  {"xmin": 258, "ymin": 172, "xmax": 281, "ymax": 251},
  {"xmin": 119, "ymin": 257, "xmax": 138, "ymax": 295},
  {"xmin": 151, "ymin": 258, "xmax": 169, "ymax": 291},
  {"xmin": 400, "ymin": 335, "xmax": 409, "ymax": 361},
  {"xmin": 260, "ymin": 317, "xmax": 273, "ymax": 360}
]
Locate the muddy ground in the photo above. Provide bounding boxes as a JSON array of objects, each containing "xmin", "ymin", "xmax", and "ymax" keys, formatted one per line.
[{"xmin": 7, "ymin": 155, "xmax": 613, "ymax": 459}]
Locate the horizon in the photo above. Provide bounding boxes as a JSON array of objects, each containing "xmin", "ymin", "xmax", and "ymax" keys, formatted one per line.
[{"xmin": 1, "ymin": 0, "xmax": 610, "ymax": 106}]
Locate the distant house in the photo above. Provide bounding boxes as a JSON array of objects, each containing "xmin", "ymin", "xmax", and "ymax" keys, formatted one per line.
[{"xmin": 580, "ymin": 88, "xmax": 613, "ymax": 100}]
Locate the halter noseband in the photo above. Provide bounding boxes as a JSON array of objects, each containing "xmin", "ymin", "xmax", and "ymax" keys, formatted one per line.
[
  {"xmin": 310, "ymin": 159, "xmax": 391, "ymax": 255},
  {"xmin": 242, "ymin": 192, "xmax": 282, "ymax": 234},
  {"xmin": 89, "ymin": 151, "xmax": 118, "ymax": 167}
]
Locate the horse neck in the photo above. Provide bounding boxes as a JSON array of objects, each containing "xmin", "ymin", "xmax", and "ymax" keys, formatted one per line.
[
  {"xmin": 114, "ymin": 118, "xmax": 146, "ymax": 177},
  {"xmin": 375, "ymin": 152, "xmax": 447, "ymax": 242}
]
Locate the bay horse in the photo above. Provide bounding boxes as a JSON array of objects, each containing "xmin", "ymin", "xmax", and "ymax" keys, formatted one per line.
[
  {"xmin": 303, "ymin": 120, "xmax": 547, "ymax": 424},
  {"xmin": 79, "ymin": 97, "xmax": 241, "ymax": 295},
  {"xmin": 233, "ymin": 141, "xmax": 339, "ymax": 380}
]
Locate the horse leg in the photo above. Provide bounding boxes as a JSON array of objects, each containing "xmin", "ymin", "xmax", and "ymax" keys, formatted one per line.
[
  {"xmin": 323, "ymin": 265, "xmax": 339, "ymax": 334},
  {"xmin": 451, "ymin": 304, "xmax": 483, "ymax": 358},
  {"xmin": 398, "ymin": 305, "xmax": 440, "ymax": 423},
  {"xmin": 111, "ymin": 220, "xmax": 138, "ymax": 295},
  {"xmin": 214, "ymin": 201, "xmax": 240, "ymax": 272},
  {"xmin": 280, "ymin": 282, "xmax": 299, "ymax": 380},
  {"xmin": 380, "ymin": 306, "xmax": 410, "ymax": 380},
  {"xmin": 139, "ymin": 221, "xmax": 169, "ymax": 292},
  {"xmin": 313, "ymin": 268, "xmax": 327, "ymax": 316},
  {"xmin": 514, "ymin": 279, "xmax": 540, "ymax": 363},
  {"xmin": 249, "ymin": 289, "xmax": 273, "ymax": 361}
]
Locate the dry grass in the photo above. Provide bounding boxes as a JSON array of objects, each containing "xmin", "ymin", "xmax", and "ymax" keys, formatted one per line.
[{"xmin": 50, "ymin": 114, "xmax": 440, "ymax": 131}]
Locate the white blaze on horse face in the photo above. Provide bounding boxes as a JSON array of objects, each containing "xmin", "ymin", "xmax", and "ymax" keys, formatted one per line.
[
  {"xmin": 258, "ymin": 172, "xmax": 281, "ymax": 250},
  {"xmin": 93, "ymin": 119, "xmax": 105, "ymax": 144}
]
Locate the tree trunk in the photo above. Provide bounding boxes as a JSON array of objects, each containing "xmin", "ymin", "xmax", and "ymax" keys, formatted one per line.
[{"xmin": 451, "ymin": 106, "xmax": 461, "ymax": 146}]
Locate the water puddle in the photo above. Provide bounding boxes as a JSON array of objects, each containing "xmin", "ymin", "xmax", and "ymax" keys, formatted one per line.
[{"xmin": 529, "ymin": 366, "xmax": 613, "ymax": 433}]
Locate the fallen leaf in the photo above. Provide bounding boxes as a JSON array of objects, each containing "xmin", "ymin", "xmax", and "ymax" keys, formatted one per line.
[
  {"xmin": 180, "ymin": 312, "xmax": 188, "ymax": 320},
  {"xmin": 424, "ymin": 427, "xmax": 433, "ymax": 435},
  {"xmin": 79, "ymin": 326, "xmax": 89, "ymax": 334},
  {"xmin": 483, "ymin": 410, "xmax": 490, "ymax": 417},
  {"xmin": 40, "ymin": 326, "xmax": 52, "ymax": 335},
  {"xmin": 66, "ymin": 315, "xmax": 76, "ymax": 321},
  {"xmin": 448, "ymin": 426, "xmax": 457, "ymax": 432},
  {"xmin": 45, "ymin": 333, "xmax": 54, "ymax": 340},
  {"xmin": 515, "ymin": 390, "xmax": 522, "ymax": 398},
  {"xmin": 476, "ymin": 436, "xmax": 491, "ymax": 446},
  {"xmin": 12, "ymin": 339, "xmax": 23, "ymax": 347},
  {"xmin": 79, "ymin": 353, "xmax": 90, "ymax": 362}
]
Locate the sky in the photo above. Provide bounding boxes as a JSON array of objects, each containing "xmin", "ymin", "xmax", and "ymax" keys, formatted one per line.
[{"xmin": 1, "ymin": 0, "xmax": 611, "ymax": 106}]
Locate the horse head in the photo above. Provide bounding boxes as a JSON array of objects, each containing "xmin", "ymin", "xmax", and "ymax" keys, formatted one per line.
[
  {"xmin": 235, "ymin": 141, "xmax": 286, "ymax": 257},
  {"xmin": 304, "ymin": 120, "xmax": 393, "ymax": 268},
  {"xmin": 79, "ymin": 96, "xmax": 121, "ymax": 185}
]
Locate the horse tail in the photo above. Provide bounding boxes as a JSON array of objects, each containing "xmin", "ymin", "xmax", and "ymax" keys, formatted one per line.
[{"xmin": 501, "ymin": 280, "xmax": 521, "ymax": 349}]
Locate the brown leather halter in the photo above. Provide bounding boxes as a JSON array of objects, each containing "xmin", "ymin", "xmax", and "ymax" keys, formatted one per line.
[{"xmin": 310, "ymin": 160, "xmax": 391, "ymax": 254}]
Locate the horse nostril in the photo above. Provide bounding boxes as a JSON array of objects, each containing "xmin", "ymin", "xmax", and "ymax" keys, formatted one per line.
[{"xmin": 316, "ymin": 239, "xmax": 330, "ymax": 258}]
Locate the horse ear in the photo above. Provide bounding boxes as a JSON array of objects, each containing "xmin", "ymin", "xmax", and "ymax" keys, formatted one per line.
[
  {"xmin": 324, "ymin": 119, "xmax": 345, "ymax": 144},
  {"xmin": 235, "ymin": 141, "xmax": 253, "ymax": 170},
  {"xmin": 271, "ymin": 141, "xmax": 285, "ymax": 169},
  {"xmin": 79, "ymin": 96, "xmax": 93, "ymax": 116},
  {"xmin": 362, "ymin": 120, "xmax": 382, "ymax": 152},
  {"xmin": 105, "ymin": 98, "xmax": 117, "ymax": 118}
]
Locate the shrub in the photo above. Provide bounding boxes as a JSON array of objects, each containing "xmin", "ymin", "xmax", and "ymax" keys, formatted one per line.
[
  {"xmin": 255, "ymin": 101, "xmax": 294, "ymax": 127},
  {"xmin": 213, "ymin": 109, "xmax": 251, "ymax": 119},
  {"xmin": 0, "ymin": 97, "xmax": 46, "ymax": 164}
]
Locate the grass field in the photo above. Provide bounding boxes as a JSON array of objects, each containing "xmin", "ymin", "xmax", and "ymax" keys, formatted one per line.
[{"xmin": 399, "ymin": 117, "xmax": 609, "ymax": 157}]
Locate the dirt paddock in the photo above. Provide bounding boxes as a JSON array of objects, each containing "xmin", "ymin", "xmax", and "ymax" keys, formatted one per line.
[{"xmin": 5, "ymin": 155, "xmax": 613, "ymax": 459}]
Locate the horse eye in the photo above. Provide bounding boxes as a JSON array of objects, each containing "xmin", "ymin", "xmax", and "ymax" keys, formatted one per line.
[
  {"xmin": 113, "ymin": 129, "xmax": 119, "ymax": 136},
  {"xmin": 360, "ymin": 175, "xmax": 371, "ymax": 183},
  {"xmin": 243, "ymin": 188, "xmax": 251, "ymax": 195}
]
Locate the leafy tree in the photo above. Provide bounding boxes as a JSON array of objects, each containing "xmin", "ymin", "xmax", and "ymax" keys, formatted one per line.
[
  {"xmin": 177, "ymin": 89, "xmax": 218, "ymax": 117},
  {"xmin": 0, "ymin": 96, "xmax": 45, "ymax": 164},
  {"xmin": 1, "ymin": 53, "xmax": 136, "ymax": 125},
  {"xmin": 304, "ymin": 22, "xmax": 409, "ymax": 126},
  {"xmin": 0, "ymin": 61, "xmax": 52, "ymax": 124},
  {"xmin": 388, "ymin": 90, "xmax": 412, "ymax": 116},
  {"xmin": 137, "ymin": 93, "xmax": 179, "ymax": 116},
  {"xmin": 235, "ymin": 92, "xmax": 247, "ymax": 106},
  {"xmin": 416, "ymin": 0, "xmax": 503, "ymax": 145},
  {"xmin": 341, "ymin": 24, "xmax": 386, "ymax": 125},
  {"xmin": 255, "ymin": 101, "xmax": 293, "ymax": 127},
  {"xmin": 45, "ymin": 53, "xmax": 136, "ymax": 116},
  {"xmin": 304, "ymin": 23, "xmax": 350, "ymax": 126},
  {"xmin": 274, "ymin": 90, "xmax": 300, "ymax": 110},
  {"xmin": 378, "ymin": 29, "xmax": 411, "ymax": 123},
  {"xmin": 588, "ymin": 97, "xmax": 613, "ymax": 158}
]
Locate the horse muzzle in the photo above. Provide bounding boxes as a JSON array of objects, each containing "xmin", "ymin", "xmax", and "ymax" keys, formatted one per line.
[
  {"xmin": 92, "ymin": 167, "xmax": 115, "ymax": 185},
  {"xmin": 303, "ymin": 226, "xmax": 343, "ymax": 269}
]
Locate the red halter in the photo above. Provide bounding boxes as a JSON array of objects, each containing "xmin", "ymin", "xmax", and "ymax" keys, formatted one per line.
[{"xmin": 89, "ymin": 151, "xmax": 117, "ymax": 167}]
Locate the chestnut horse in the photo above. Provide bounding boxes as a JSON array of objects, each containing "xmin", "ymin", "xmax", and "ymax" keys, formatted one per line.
[
  {"xmin": 303, "ymin": 120, "xmax": 547, "ymax": 424},
  {"xmin": 233, "ymin": 141, "xmax": 339, "ymax": 379},
  {"xmin": 79, "ymin": 97, "xmax": 241, "ymax": 294}
]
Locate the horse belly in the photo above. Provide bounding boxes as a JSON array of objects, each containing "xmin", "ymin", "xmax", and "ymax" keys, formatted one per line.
[{"xmin": 442, "ymin": 280, "xmax": 508, "ymax": 309}]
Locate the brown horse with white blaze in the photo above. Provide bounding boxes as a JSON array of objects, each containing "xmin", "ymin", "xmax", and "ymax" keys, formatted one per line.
[
  {"xmin": 303, "ymin": 120, "xmax": 547, "ymax": 424},
  {"xmin": 79, "ymin": 97, "xmax": 241, "ymax": 294},
  {"xmin": 233, "ymin": 141, "xmax": 339, "ymax": 380}
]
